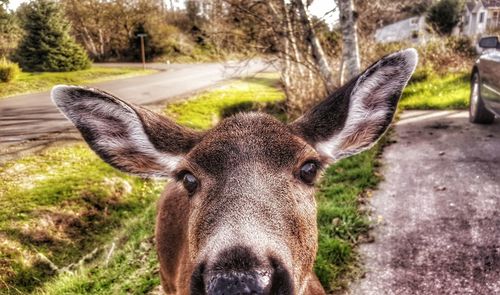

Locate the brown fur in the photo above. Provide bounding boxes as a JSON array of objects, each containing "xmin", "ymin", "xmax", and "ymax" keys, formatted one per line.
[
  {"xmin": 52, "ymin": 49, "xmax": 417, "ymax": 295},
  {"xmin": 156, "ymin": 113, "xmax": 324, "ymax": 294}
]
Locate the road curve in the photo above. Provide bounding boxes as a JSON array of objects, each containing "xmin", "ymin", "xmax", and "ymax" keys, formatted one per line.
[
  {"xmin": 350, "ymin": 110, "xmax": 500, "ymax": 295},
  {"xmin": 0, "ymin": 60, "xmax": 272, "ymax": 160}
]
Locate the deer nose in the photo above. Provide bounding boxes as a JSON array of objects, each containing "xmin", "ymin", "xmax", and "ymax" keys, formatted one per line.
[{"xmin": 206, "ymin": 272, "xmax": 271, "ymax": 295}]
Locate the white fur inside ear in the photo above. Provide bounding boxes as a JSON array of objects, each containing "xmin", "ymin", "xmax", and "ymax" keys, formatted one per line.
[
  {"xmin": 95, "ymin": 102, "xmax": 182, "ymax": 176},
  {"xmin": 52, "ymin": 85, "xmax": 181, "ymax": 177},
  {"xmin": 316, "ymin": 49, "xmax": 418, "ymax": 161}
]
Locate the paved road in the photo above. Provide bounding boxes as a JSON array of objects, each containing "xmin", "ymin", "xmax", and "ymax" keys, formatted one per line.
[
  {"xmin": 0, "ymin": 60, "xmax": 272, "ymax": 161},
  {"xmin": 350, "ymin": 110, "xmax": 500, "ymax": 295}
]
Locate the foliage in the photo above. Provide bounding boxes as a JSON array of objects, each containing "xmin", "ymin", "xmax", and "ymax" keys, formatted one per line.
[
  {"xmin": 62, "ymin": 0, "xmax": 169, "ymax": 61},
  {"xmin": 0, "ymin": 66, "xmax": 155, "ymax": 99},
  {"xmin": 445, "ymin": 36, "xmax": 476, "ymax": 58},
  {"xmin": 363, "ymin": 37, "xmax": 475, "ymax": 75},
  {"xmin": 0, "ymin": 0, "xmax": 22, "ymax": 58},
  {"xmin": 427, "ymin": 0, "xmax": 463, "ymax": 35},
  {"xmin": 355, "ymin": 0, "xmax": 434, "ymax": 36},
  {"xmin": 0, "ymin": 57, "xmax": 20, "ymax": 82},
  {"xmin": 127, "ymin": 22, "xmax": 207, "ymax": 63},
  {"xmin": 223, "ymin": 1, "xmax": 341, "ymax": 115},
  {"xmin": 128, "ymin": 23, "xmax": 156, "ymax": 62},
  {"xmin": 59, "ymin": 0, "xmax": 342, "ymax": 110},
  {"xmin": 14, "ymin": 0, "xmax": 90, "ymax": 72},
  {"xmin": 401, "ymin": 70, "xmax": 469, "ymax": 109},
  {"xmin": 60, "ymin": 0, "xmax": 243, "ymax": 62}
]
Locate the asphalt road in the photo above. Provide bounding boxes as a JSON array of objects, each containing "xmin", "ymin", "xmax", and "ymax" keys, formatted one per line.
[
  {"xmin": 350, "ymin": 110, "xmax": 500, "ymax": 295},
  {"xmin": 0, "ymin": 60, "xmax": 272, "ymax": 161}
]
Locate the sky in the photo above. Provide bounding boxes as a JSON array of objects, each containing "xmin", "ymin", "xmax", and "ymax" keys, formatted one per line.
[
  {"xmin": 8, "ymin": 0, "xmax": 339, "ymax": 26},
  {"xmin": 309, "ymin": 0, "xmax": 339, "ymax": 27}
]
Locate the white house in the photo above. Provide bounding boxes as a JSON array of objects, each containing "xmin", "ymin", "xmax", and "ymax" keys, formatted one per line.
[
  {"xmin": 462, "ymin": 0, "xmax": 500, "ymax": 36},
  {"xmin": 375, "ymin": 16, "xmax": 432, "ymax": 44}
]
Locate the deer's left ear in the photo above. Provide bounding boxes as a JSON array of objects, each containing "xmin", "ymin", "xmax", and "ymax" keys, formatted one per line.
[
  {"xmin": 52, "ymin": 86, "xmax": 202, "ymax": 177},
  {"xmin": 291, "ymin": 48, "xmax": 417, "ymax": 163}
]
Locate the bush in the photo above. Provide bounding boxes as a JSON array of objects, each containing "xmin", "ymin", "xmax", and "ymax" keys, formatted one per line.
[
  {"xmin": 408, "ymin": 66, "xmax": 435, "ymax": 84},
  {"xmin": 127, "ymin": 22, "xmax": 193, "ymax": 62},
  {"xmin": 362, "ymin": 36, "xmax": 475, "ymax": 75},
  {"xmin": 427, "ymin": 0, "xmax": 463, "ymax": 35},
  {"xmin": 0, "ymin": 58, "xmax": 21, "ymax": 82},
  {"xmin": 446, "ymin": 36, "xmax": 476, "ymax": 58},
  {"xmin": 14, "ymin": 0, "xmax": 90, "ymax": 72},
  {"xmin": 0, "ymin": 4, "xmax": 22, "ymax": 58}
]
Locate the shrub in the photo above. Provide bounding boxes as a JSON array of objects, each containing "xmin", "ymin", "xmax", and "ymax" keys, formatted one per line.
[
  {"xmin": 361, "ymin": 36, "xmax": 475, "ymax": 75},
  {"xmin": 127, "ymin": 22, "xmax": 192, "ymax": 62},
  {"xmin": 0, "ymin": 58, "xmax": 21, "ymax": 82},
  {"xmin": 0, "ymin": 4, "xmax": 22, "ymax": 58},
  {"xmin": 446, "ymin": 36, "xmax": 476, "ymax": 58},
  {"xmin": 14, "ymin": 0, "xmax": 90, "ymax": 72},
  {"xmin": 408, "ymin": 66, "xmax": 435, "ymax": 84},
  {"xmin": 427, "ymin": 0, "xmax": 463, "ymax": 35}
]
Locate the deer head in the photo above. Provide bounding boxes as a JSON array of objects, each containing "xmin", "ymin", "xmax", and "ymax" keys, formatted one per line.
[{"xmin": 52, "ymin": 49, "xmax": 417, "ymax": 294}]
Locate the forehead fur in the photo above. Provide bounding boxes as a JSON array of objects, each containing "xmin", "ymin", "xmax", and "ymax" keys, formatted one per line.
[{"xmin": 187, "ymin": 113, "xmax": 310, "ymax": 176}]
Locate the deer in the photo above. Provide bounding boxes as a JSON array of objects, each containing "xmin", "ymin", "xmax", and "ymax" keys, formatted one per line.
[{"xmin": 51, "ymin": 49, "xmax": 417, "ymax": 295}]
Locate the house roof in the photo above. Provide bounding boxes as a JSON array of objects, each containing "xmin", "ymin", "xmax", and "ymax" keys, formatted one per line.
[
  {"xmin": 482, "ymin": 0, "xmax": 500, "ymax": 8},
  {"xmin": 466, "ymin": 1, "xmax": 476, "ymax": 11}
]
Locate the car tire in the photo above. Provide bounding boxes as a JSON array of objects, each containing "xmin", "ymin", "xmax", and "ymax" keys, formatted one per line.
[{"xmin": 469, "ymin": 72, "xmax": 495, "ymax": 124}]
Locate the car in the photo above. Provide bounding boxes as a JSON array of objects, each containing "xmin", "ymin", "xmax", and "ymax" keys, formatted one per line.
[{"xmin": 470, "ymin": 36, "xmax": 500, "ymax": 124}]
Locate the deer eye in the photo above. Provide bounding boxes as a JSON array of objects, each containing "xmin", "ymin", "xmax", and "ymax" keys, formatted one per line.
[
  {"xmin": 299, "ymin": 162, "xmax": 318, "ymax": 184},
  {"xmin": 182, "ymin": 173, "xmax": 198, "ymax": 195}
]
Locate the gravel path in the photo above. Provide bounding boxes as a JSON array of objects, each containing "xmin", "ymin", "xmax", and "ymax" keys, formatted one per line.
[{"xmin": 350, "ymin": 110, "xmax": 500, "ymax": 295}]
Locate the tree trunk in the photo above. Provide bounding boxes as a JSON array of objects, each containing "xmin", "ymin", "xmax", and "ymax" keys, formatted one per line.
[
  {"xmin": 295, "ymin": 0, "xmax": 335, "ymax": 93},
  {"xmin": 338, "ymin": 0, "xmax": 360, "ymax": 84},
  {"xmin": 283, "ymin": 0, "xmax": 304, "ymax": 76},
  {"xmin": 81, "ymin": 26, "xmax": 98, "ymax": 58},
  {"xmin": 267, "ymin": 1, "xmax": 291, "ymax": 92}
]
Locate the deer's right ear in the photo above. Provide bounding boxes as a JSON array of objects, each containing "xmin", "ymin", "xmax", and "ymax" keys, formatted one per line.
[
  {"xmin": 291, "ymin": 49, "xmax": 417, "ymax": 163},
  {"xmin": 52, "ymin": 86, "xmax": 202, "ymax": 177}
]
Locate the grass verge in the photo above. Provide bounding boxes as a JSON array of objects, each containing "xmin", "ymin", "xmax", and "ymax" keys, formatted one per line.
[
  {"xmin": 0, "ymin": 66, "xmax": 156, "ymax": 99},
  {"xmin": 1, "ymin": 72, "xmax": 381, "ymax": 294},
  {"xmin": 400, "ymin": 70, "xmax": 470, "ymax": 110},
  {"xmin": 0, "ymin": 146, "xmax": 165, "ymax": 294},
  {"xmin": 315, "ymin": 141, "xmax": 383, "ymax": 291},
  {"xmin": 165, "ymin": 73, "xmax": 286, "ymax": 129}
]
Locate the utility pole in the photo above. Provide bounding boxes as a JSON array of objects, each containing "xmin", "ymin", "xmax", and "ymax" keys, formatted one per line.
[{"xmin": 137, "ymin": 33, "xmax": 147, "ymax": 70}]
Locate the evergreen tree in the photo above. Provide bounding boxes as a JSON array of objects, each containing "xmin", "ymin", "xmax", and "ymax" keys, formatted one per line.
[{"xmin": 14, "ymin": 0, "xmax": 90, "ymax": 72}]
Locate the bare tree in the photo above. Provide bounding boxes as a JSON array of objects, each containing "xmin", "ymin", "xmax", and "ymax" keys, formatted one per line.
[
  {"xmin": 338, "ymin": 0, "xmax": 360, "ymax": 84},
  {"xmin": 295, "ymin": 0, "xmax": 336, "ymax": 93}
]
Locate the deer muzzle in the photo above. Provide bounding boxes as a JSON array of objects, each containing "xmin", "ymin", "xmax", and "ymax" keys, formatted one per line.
[{"xmin": 206, "ymin": 271, "xmax": 272, "ymax": 295}]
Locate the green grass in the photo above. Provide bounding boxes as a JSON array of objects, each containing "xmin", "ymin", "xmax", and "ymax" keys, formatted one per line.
[
  {"xmin": 1, "ymin": 72, "xmax": 381, "ymax": 294},
  {"xmin": 35, "ymin": 205, "xmax": 161, "ymax": 295},
  {"xmin": 0, "ymin": 66, "xmax": 156, "ymax": 99},
  {"xmin": 0, "ymin": 146, "xmax": 165, "ymax": 294},
  {"xmin": 400, "ymin": 70, "xmax": 470, "ymax": 110},
  {"xmin": 165, "ymin": 73, "xmax": 286, "ymax": 129},
  {"xmin": 314, "ymin": 143, "xmax": 383, "ymax": 291}
]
